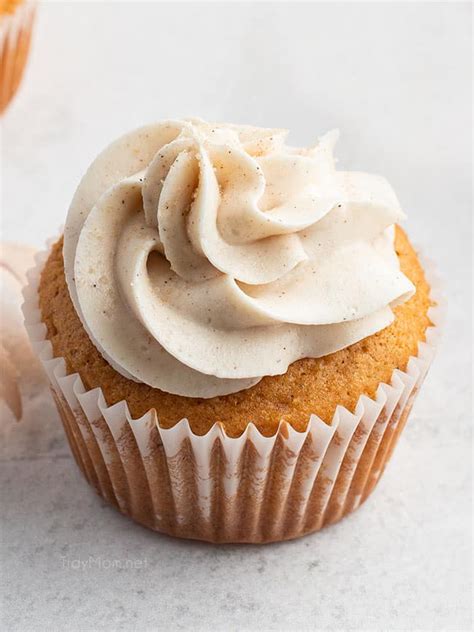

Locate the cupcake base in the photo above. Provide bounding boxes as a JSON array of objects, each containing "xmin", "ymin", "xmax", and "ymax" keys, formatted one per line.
[{"xmin": 51, "ymin": 381, "xmax": 424, "ymax": 543}]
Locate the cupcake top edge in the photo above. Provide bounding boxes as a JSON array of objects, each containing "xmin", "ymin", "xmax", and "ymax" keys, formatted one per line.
[{"xmin": 62, "ymin": 118, "xmax": 414, "ymax": 398}]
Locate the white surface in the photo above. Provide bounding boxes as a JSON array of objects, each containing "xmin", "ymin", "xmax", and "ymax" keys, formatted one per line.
[{"xmin": 0, "ymin": 2, "xmax": 472, "ymax": 631}]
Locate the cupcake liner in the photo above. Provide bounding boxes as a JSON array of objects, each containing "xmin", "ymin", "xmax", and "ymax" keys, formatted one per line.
[
  {"xmin": 0, "ymin": 1, "xmax": 36, "ymax": 114},
  {"xmin": 22, "ymin": 238, "xmax": 444, "ymax": 543}
]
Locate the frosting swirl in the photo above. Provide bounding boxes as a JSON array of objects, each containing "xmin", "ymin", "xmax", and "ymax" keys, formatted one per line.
[{"xmin": 64, "ymin": 119, "xmax": 414, "ymax": 397}]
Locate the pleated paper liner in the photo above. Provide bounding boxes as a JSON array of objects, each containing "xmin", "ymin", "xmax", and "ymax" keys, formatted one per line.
[
  {"xmin": 22, "ymin": 241, "xmax": 443, "ymax": 543},
  {"xmin": 0, "ymin": 1, "xmax": 35, "ymax": 114}
]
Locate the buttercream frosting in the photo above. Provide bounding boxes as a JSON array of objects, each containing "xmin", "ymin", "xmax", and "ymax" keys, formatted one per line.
[{"xmin": 64, "ymin": 119, "xmax": 414, "ymax": 397}]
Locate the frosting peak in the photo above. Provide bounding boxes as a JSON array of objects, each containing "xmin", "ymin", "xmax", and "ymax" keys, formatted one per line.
[{"xmin": 64, "ymin": 119, "xmax": 414, "ymax": 397}]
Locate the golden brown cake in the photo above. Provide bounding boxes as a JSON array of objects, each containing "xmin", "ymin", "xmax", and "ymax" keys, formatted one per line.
[
  {"xmin": 0, "ymin": 0, "xmax": 35, "ymax": 114},
  {"xmin": 24, "ymin": 119, "xmax": 440, "ymax": 543},
  {"xmin": 39, "ymin": 226, "xmax": 432, "ymax": 438}
]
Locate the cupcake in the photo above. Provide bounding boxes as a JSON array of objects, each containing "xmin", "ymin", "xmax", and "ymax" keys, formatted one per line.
[
  {"xmin": 0, "ymin": 241, "xmax": 38, "ymax": 419},
  {"xmin": 23, "ymin": 119, "xmax": 441, "ymax": 543},
  {"xmin": 0, "ymin": 0, "xmax": 35, "ymax": 114}
]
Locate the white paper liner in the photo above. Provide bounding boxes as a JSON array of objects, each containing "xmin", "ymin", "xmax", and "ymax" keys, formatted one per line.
[
  {"xmin": 0, "ymin": 1, "xmax": 36, "ymax": 113},
  {"xmin": 22, "ymin": 237, "xmax": 444, "ymax": 543}
]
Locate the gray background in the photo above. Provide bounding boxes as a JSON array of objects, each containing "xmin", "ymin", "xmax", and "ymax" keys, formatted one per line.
[{"xmin": 1, "ymin": 2, "xmax": 472, "ymax": 631}]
